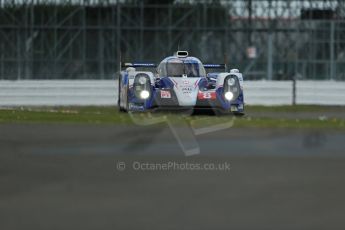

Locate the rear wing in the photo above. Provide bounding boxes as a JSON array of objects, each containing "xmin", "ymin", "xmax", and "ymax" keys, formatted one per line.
[
  {"xmin": 121, "ymin": 63, "xmax": 157, "ymax": 68},
  {"xmin": 120, "ymin": 62, "xmax": 226, "ymax": 72},
  {"xmin": 204, "ymin": 64, "xmax": 227, "ymax": 72},
  {"xmin": 203, "ymin": 64, "xmax": 225, "ymax": 69},
  {"xmin": 122, "ymin": 63, "xmax": 224, "ymax": 69}
]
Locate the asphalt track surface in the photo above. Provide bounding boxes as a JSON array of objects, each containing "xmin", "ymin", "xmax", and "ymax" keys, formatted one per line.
[{"xmin": 1, "ymin": 121, "xmax": 345, "ymax": 230}]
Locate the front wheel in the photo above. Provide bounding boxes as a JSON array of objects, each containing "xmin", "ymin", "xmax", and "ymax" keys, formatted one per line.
[
  {"xmin": 118, "ymin": 76, "xmax": 126, "ymax": 112},
  {"xmin": 233, "ymin": 112, "xmax": 245, "ymax": 117}
]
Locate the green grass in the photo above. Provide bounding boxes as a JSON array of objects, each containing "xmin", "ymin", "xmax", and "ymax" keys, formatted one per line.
[
  {"xmin": 245, "ymin": 105, "xmax": 345, "ymax": 113},
  {"xmin": 0, "ymin": 106, "xmax": 344, "ymax": 130},
  {"xmin": 0, "ymin": 107, "xmax": 132, "ymax": 124}
]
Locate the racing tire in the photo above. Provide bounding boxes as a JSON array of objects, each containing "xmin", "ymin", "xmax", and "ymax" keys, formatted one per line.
[
  {"xmin": 118, "ymin": 76, "xmax": 123, "ymax": 112},
  {"xmin": 118, "ymin": 76, "xmax": 127, "ymax": 112}
]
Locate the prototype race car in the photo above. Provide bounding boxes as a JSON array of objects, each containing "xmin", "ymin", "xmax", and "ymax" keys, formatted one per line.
[{"xmin": 118, "ymin": 51, "xmax": 244, "ymax": 115}]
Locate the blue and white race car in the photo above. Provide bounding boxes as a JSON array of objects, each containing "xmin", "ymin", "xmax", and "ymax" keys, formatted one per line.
[{"xmin": 118, "ymin": 51, "xmax": 244, "ymax": 115}]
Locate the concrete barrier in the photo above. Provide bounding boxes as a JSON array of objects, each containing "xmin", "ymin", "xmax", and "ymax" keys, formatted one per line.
[
  {"xmin": 296, "ymin": 81, "xmax": 345, "ymax": 105},
  {"xmin": 244, "ymin": 80, "xmax": 293, "ymax": 105},
  {"xmin": 0, "ymin": 80, "xmax": 344, "ymax": 106},
  {"xmin": 0, "ymin": 80, "xmax": 117, "ymax": 106}
]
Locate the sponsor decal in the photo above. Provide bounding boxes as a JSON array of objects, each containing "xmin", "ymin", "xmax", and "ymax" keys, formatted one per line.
[
  {"xmin": 181, "ymin": 87, "xmax": 193, "ymax": 96},
  {"xmin": 160, "ymin": 90, "xmax": 171, "ymax": 99},
  {"xmin": 197, "ymin": 91, "xmax": 216, "ymax": 100},
  {"xmin": 129, "ymin": 103, "xmax": 145, "ymax": 111}
]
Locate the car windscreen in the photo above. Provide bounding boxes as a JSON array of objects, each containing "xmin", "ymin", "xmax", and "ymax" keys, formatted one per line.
[{"xmin": 165, "ymin": 62, "xmax": 205, "ymax": 78}]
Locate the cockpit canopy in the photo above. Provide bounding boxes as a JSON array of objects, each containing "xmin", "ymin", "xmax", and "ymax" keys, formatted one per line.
[{"xmin": 157, "ymin": 58, "xmax": 206, "ymax": 78}]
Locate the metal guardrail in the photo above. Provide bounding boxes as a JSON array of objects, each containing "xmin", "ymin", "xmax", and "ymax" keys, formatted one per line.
[{"xmin": 0, "ymin": 80, "xmax": 345, "ymax": 106}]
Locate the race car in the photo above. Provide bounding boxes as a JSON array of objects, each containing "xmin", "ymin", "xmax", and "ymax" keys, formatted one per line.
[{"xmin": 118, "ymin": 51, "xmax": 244, "ymax": 115}]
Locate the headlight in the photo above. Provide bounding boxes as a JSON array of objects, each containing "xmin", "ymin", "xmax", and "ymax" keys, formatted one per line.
[
  {"xmin": 138, "ymin": 76, "xmax": 147, "ymax": 84},
  {"xmin": 134, "ymin": 74, "xmax": 150, "ymax": 100},
  {"xmin": 227, "ymin": 78, "xmax": 235, "ymax": 86},
  {"xmin": 140, "ymin": 90, "xmax": 150, "ymax": 99},
  {"xmin": 223, "ymin": 75, "xmax": 240, "ymax": 102},
  {"xmin": 224, "ymin": 92, "xmax": 234, "ymax": 101}
]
